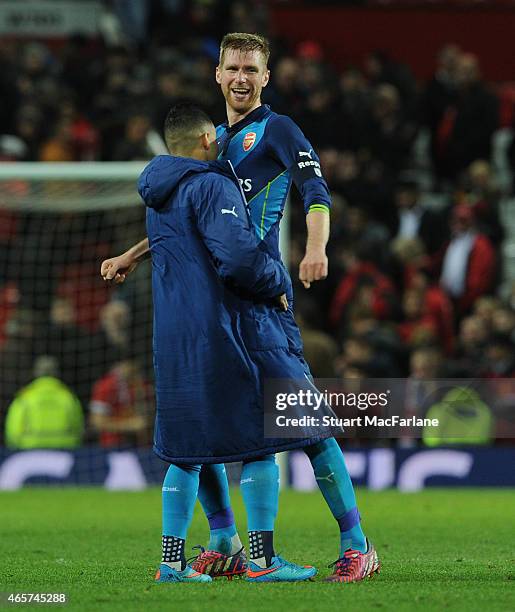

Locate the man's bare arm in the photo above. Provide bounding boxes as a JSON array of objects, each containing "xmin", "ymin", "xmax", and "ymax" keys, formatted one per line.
[
  {"xmin": 100, "ymin": 236, "xmax": 288, "ymax": 310},
  {"xmin": 299, "ymin": 210, "xmax": 329, "ymax": 289},
  {"xmin": 101, "ymin": 237, "xmax": 150, "ymax": 283}
]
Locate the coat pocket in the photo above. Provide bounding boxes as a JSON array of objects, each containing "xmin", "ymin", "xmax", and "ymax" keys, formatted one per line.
[{"xmin": 244, "ymin": 305, "xmax": 290, "ymax": 351}]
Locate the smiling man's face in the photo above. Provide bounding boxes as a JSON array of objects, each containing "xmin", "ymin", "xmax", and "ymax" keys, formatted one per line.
[{"xmin": 216, "ymin": 48, "xmax": 270, "ymax": 121}]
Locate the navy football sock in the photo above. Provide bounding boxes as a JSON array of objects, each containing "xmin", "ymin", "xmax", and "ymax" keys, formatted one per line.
[
  {"xmin": 240, "ymin": 455, "xmax": 278, "ymax": 567},
  {"xmin": 248, "ymin": 531, "xmax": 275, "ymax": 567},
  {"xmin": 162, "ymin": 463, "xmax": 201, "ymax": 569},
  {"xmin": 162, "ymin": 535, "xmax": 186, "ymax": 570},
  {"xmin": 198, "ymin": 464, "xmax": 241, "ymax": 554},
  {"xmin": 305, "ymin": 438, "xmax": 367, "ymax": 554}
]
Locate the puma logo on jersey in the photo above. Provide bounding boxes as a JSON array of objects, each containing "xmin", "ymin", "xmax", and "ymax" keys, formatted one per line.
[
  {"xmin": 221, "ymin": 206, "xmax": 238, "ymax": 217},
  {"xmin": 299, "ymin": 149, "xmax": 314, "ymax": 159}
]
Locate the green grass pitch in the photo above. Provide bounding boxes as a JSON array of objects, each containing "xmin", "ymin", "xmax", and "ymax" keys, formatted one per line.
[{"xmin": 1, "ymin": 488, "xmax": 514, "ymax": 611}]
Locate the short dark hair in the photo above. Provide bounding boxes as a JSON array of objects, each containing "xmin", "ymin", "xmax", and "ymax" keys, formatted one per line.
[{"xmin": 163, "ymin": 103, "xmax": 213, "ymax": 153}]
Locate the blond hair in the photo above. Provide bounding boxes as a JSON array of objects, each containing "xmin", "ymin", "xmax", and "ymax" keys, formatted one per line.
[{"xmin": 219, "ymin": 32, "xmax": 270, "ymax": 67}]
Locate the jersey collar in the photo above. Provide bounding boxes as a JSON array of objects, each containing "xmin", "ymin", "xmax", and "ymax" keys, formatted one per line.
[{"xmin": 223, "ymin": 104, "xmax": 272, "ymax": 135}]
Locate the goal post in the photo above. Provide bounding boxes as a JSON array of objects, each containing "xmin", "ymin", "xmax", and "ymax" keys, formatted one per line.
[{"xmin": 0, "ymin": 162, "xmax": 146, "ymax": 211}]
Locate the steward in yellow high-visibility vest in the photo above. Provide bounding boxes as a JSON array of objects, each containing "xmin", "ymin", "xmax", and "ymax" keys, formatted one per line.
[
  {"xmin": 422, "ymin": 386, "xmax": 493, "ymax": 447},
  {"xmin": 5, "ymin": 356, "xmax": 83, "ymax": 449}
]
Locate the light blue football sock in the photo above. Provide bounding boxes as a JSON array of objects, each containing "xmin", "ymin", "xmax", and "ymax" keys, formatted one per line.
[
  {"xmin": 240, "ymin": 455, "xmax": 278, "ymax": 567},
  {"xmin": 240, "ymin": 455, "xmax": 279, "ymax": 531},
  {"xmin": 198, "ymin": 463, "xmax": 240, "ymax": 554},
  {"xmin": 162, "ymin": 463, "xmax": 201, "ymax": 539},
  {"xmin": 305, "ymin": 438, "xmax": 367, "ymax": 554}
]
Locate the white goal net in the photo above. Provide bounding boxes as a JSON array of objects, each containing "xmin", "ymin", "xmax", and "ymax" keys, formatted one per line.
[{"xmin": 0, "ymin": 162, "xmax": 154, "ymax": 451}]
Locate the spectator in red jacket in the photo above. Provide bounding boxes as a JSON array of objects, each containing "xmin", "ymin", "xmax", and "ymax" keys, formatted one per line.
[
  {"xmin": 397, "ymin": 288, "xmax": 438, "ymax": 349},
  {"xmin": 89, "ymin": 355, "xmax": 153, "ymax": 448},
  {"xmin": 440, "ymin": 204, "xmax": 496, "ymax": 315},
  {"xmin": 410, "ymin": 267, "xmax": 455, "ymax": 355},
  {"xmin": 330, "ymin": 242, "xmax": 398, "ymax": 333}
]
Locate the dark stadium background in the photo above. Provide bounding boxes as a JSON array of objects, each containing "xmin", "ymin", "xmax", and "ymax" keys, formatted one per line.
[
  {"xmin": 1, "ymin": 0, "xmax": 514, "ymax": 491},
  {"xmin": 1, "ymin": 2, "xmax": 514, "ymax": 610}
]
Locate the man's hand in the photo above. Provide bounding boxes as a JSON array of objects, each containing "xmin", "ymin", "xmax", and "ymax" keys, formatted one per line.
[
  {"xmin": 101, "ymin": 238, "xmax": 150, "ymax": 284},
  {"xmin": 299, "ymin": 249, "xmax": 328, "ymax": 289},
  {"xmin": 275, "ymin": 293, "xmax": 289, "ymax": 311},
  {"xmin": 301, "ymin": 209, "xmax": 329, "ymax": 288},
  {"xmin": 101, "ymin": 254, "xmax": 138, "ymax": 284}
]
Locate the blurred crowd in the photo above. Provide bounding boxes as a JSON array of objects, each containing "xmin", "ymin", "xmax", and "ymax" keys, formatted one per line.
[{"xmin": 1, "ymin": 0, "xmax": 514, "ymax": 448}]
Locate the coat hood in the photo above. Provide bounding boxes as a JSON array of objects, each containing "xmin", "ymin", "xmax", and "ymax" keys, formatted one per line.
[{"xmin": 138, "ymin": 154, "xmax": 237, "ymax": 210}]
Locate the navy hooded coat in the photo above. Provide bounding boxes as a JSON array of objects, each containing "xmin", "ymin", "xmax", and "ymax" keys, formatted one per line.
[{"xmin": 139, "ymin": 155, "xmax": 326, "ymax": 464}]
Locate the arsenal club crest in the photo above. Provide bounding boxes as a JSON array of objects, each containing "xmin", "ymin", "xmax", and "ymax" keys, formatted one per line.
[{"xmin": 243, "ymin": 132, "xmax": 256, "ymax": 152}]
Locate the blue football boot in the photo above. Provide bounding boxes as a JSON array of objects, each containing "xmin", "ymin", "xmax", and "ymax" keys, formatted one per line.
[
  {"xmin": 246, "ymin": 556, "xmax": 317, "ymax": 582},
  {"xmin": 155, "ymin": 563, "xmax": 212, "ymax": 583}
]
